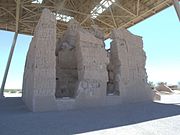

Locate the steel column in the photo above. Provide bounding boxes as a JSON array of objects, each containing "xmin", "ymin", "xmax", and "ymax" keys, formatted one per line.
[
  {"xmin": 172, "ymin": 0, "xmax": 180, "ymax": 21},
  {"xmin": 0, "ymin": 33, "xmax": 18, "ymax": 98},
  {"xmin": 0, "ymin": 0, "xmax": 20, "ymax": 98}
]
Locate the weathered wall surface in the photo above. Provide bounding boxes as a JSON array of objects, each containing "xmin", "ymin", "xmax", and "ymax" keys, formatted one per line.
[
  {"xmin": 55, "ymin": 20, "xmax": 109, "ymax": 109},
  {"xmin": 23, "ymin": 13, "xmax": 152, "ymax": 112},
  {"xmin": 155, "ymin": 84, "xmax": 173, "ymax": 93},
  {"xmin": 22, "ymin": 9, "xmax": 57, "ymax": 112},
  {"xmin": 55, "ymin": 21, "xmax": 79, "ymax": 98},
  {"xmin": 75, "ymin": 30, "xmax": 109, "ymax": 108},
  {"xmin": 55, "ymin": 20, "xmax": 81, "ymax": 110},
  {"xmin": 109, "ymin": 28, "xmax": 152, "ymax": 103}
]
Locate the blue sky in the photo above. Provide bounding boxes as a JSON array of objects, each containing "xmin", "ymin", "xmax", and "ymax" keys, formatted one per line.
[
  {"xmin": 128, "ymin": 6, "xmax": 180, "ymax": 85},
  {"xmin": 0, "ymin": 6, "xmax": 180, "ymax": 89}
]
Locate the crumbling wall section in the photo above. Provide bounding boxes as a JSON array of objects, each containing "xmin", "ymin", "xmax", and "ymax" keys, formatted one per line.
[
  {"xmin": 22, "ymin": 9, "xmax": 57, "ymax": 112},
  {"xmin": 109, "ymin": 28, "xmax": 152, "ymax": 102},
  {"xmin": 75, "ymin": 30, "xmax": 109, "ymax": 107},
  {"xmin": 55, "ymin": 20, "xmax": 79, "ymax": 98}
]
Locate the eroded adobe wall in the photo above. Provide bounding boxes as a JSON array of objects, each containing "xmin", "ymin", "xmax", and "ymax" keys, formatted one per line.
[
  {"xmin": 108, "ymin": 28, "xmax": 152, "ymax": 103},
  {"xmin": 55, "ymin": 20, "xmax": 79, "ymax": 98},
  {"xmin": 23, "ymin": 13, "xmax": 152, "ymax": 112},
  {"xmin": 22, "ymin": 9, "xmax": 57, "ymax": 112},
  {"xmin": 75, "ymin": 28, "xmax": 109, "ymax": 108}
]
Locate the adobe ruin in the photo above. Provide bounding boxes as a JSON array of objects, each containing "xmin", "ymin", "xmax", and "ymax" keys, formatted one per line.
[{"xmin": 22, "ymin": 9, "xmax": 152, "ymax": 112}]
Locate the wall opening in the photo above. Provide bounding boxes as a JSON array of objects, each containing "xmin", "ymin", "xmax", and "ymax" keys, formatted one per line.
[
  {"xmin": 105, "ymin": 38, "xmax": 120, "ymax": 96},
  {"xmin": 55, "ymin": 45, "xmax": 78, "ymax": 98}
]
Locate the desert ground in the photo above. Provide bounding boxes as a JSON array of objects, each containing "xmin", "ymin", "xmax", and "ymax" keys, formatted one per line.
[{"xmin": 1, "ymin": 92, "xmax": 180, "ymax": 135}]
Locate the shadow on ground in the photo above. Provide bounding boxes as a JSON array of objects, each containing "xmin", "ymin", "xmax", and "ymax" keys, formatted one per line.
[{"xmin": 0, "ymin": 97, "xmax": 180, "ymax": 135}]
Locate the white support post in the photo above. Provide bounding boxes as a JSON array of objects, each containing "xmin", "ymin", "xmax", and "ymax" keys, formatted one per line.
[
  {"xmin": 172, "ymin": 0, "xmax": 180, "ymax": 21},
  {"xmin": 0, "ymin": 0, "xmax": 20, "ymax": 98},
  {"xmin": 0, "ymin": 33, "xmax": 18, "ymax": 98}
]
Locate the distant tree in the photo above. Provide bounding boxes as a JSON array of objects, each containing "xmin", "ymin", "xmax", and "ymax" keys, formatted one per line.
[
  {"xmin": 148, "ymin": 81, "xmax": 155, "ymax": 89},
  {"xmin": 157, "ymin": 82, "xmax": 167, "ymax": 86}
]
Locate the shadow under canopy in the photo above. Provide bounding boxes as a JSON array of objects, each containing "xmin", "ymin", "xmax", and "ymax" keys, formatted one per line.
[{"xmin": 0, "ymin": 97, "xmax": 180, "ymax": 135}]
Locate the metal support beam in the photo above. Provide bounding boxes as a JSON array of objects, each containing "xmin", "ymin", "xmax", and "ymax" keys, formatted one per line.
[
  {"xmin": 137, "ymin": 0, "xmax": 140, "ymax": 16},
  {"xmin": 172, "ymin": 0, "xmax": 180, "ymax": 21},
  {"xmin": 0, "ymin": 0, "xmax": 20, "ymax": 98},
  {"xmin": 109, "ymin": 6, "xmax": 117, "ymax": 28},
  {"xmin": 119, "ymin": 0, "xmax": 170, "ymax": 28},
  {"xmin": 80, "ymin": 15, "xmax": 91, "ymax": 25},
  {"xmin": 95, "ymin": 17, "xmax": 115, "ymax": 28},
  {"xmin": 112, "ymin": 1, "xmax": 136, "ymax": 17},
  {"xmin": 0, "ymin": 33, "xmax": 18, "ymax": 98},
  {"xmin": 0, "ymin": 7, "xmax": 16, "ymax": 18}
]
